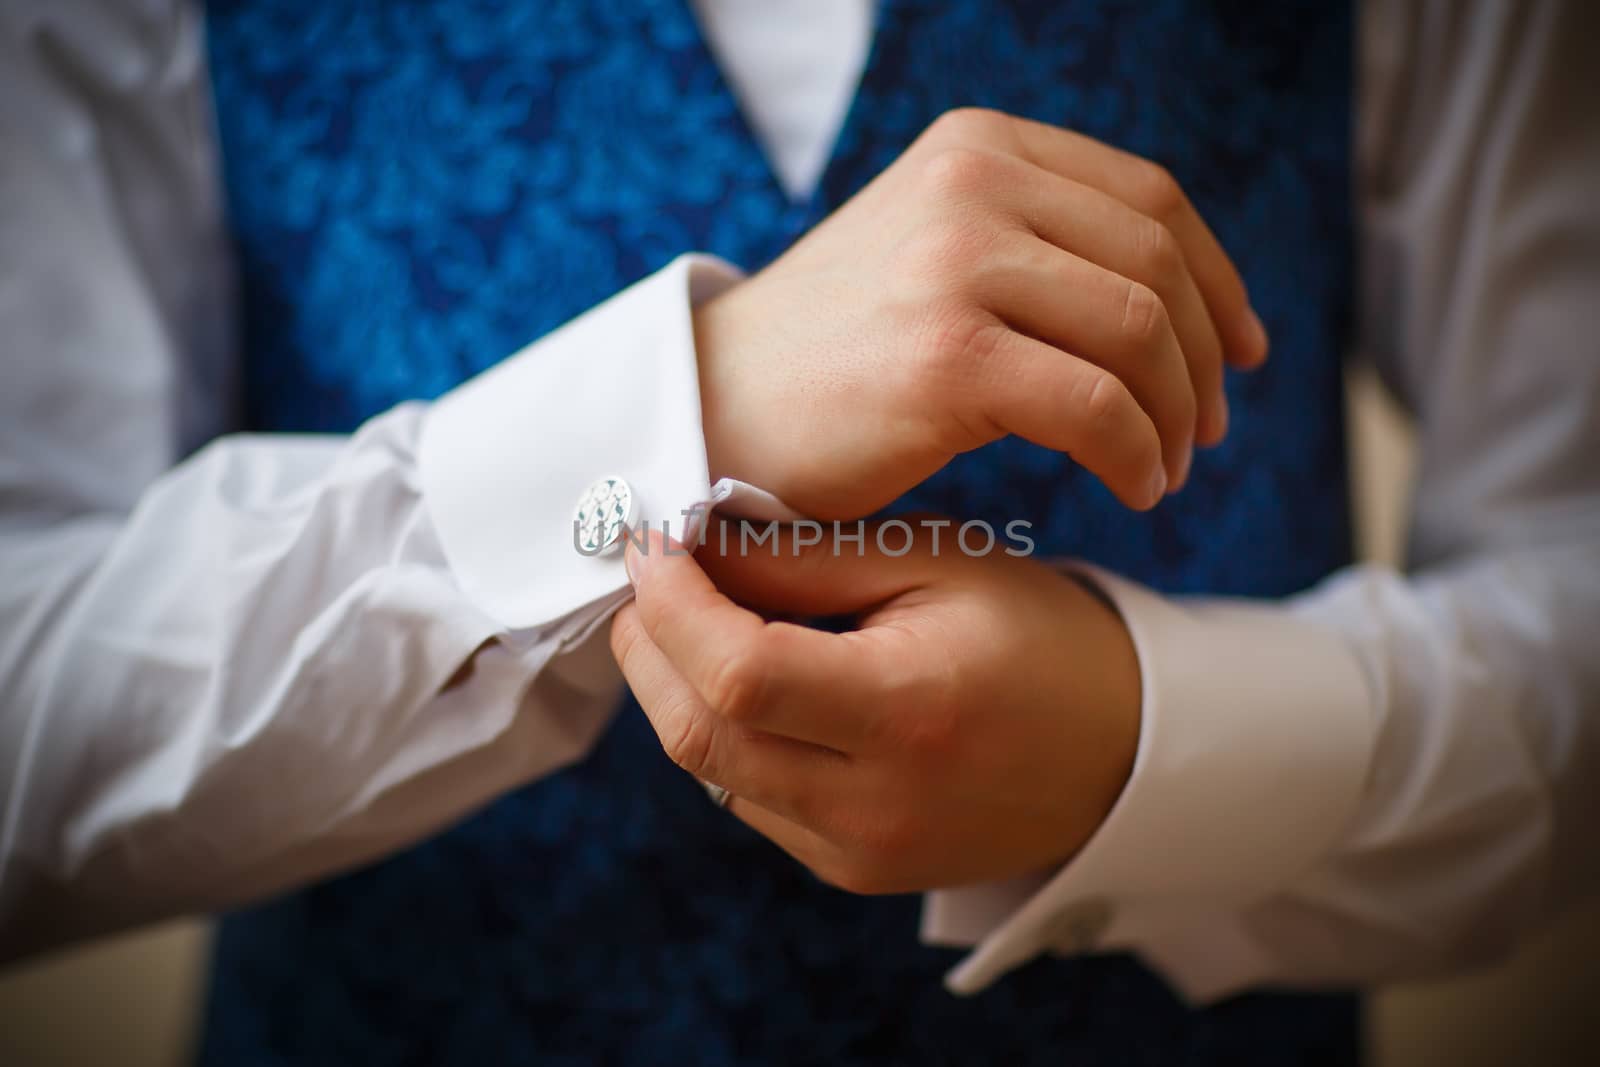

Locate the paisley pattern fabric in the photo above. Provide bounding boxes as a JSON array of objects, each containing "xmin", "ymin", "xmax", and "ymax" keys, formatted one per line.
[{"xmin": 202, "ymin": 1, "xmax": 1358, "ymax": 1063}]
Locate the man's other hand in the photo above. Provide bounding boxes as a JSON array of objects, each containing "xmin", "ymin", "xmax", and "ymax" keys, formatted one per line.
[
  {"xmin": 696, "ymin": 107, "xmax": 1269, "ymax": 518},
  {"xmin": 611, "ymin": 522, "xmax": 1142, "ymax": 894}
]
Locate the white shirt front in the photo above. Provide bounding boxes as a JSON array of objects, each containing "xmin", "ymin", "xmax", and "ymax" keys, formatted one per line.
[
  {"xmin": 1, "ymin": 0, "xmax": 1597, "ymax": 1004},
  {"xmin": 694, "ymin": 0, "xmax": 874, "ymax": 201}
]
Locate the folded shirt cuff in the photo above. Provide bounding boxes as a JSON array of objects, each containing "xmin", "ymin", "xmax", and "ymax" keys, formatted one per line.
[
  {"xmin": 926, "ymin": 565, "xmax": 1378, "ymax": 1000},
  {"xmin": 417, "ymin": 254, "xmax": 744, "ymax": 631}
]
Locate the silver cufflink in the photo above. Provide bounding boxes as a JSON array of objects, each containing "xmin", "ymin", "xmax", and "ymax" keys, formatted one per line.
[{"xmin": 573, "ymin": 475, "xmax": 636, "ymax": 556}]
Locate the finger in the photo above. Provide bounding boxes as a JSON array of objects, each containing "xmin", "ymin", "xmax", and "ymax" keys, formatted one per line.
[
  {"xmin": 610, "ymin": 602, "xmax": 852, "ymax": 816},
  {"xmin": 994, "ymin": 163, "xmax": 1229, "ymax": 446},
  {"xmin": 1002, "ymin": 115, "xmax": 1268, "ymax": 369},
  {"xmin": 690, "ymin": 521, "xmax": 961, "ymax": 751},
  {"xmin": 952, "ymin": 317, "xmax": 1167, "ymax": 509},
  {"xmin": 623, "ymin": 532, "xmax": 886, "ymax": 750},
  {"xmin": 978, "ymin": 233, "xmax": 1197, "ymax": 489},
  {"xmin": 694, "ymin": 518, "xmax": 938, "ymax": 616}
]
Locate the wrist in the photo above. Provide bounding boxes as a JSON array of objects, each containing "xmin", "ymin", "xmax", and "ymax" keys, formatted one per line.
[
  {"xmin": 692, "ymin": 291, "xmax": 742, "ymax": 486},
  {"xmin": 1062, "ymin": 571, "xmax": 1142, "ymax": 847},
  {"xmin": 693, "ymin": 285, "xmax": 808, "ymax": 505}
]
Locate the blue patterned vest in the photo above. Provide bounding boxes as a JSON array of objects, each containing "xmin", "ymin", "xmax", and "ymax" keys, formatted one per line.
[{"xmin": 202, "ymin": 1, "xmax": 1358, "ymax": 1063}]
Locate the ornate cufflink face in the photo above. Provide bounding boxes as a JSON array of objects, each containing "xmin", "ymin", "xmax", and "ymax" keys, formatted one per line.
[{"xmin": 573, "ymin": 476, "xmax": 636, "ymax": 556}]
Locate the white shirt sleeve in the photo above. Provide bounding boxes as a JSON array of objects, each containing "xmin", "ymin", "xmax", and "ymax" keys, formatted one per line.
[
  {"xmin": 0, "ymin": 1, "xmax": 737, "ymax": 960},
  {"xmin": 925, "ymin": 0, "xmax": 1600, "ymax": 1001}
]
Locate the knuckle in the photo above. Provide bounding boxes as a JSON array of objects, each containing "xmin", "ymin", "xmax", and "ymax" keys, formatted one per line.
[
  {"xmin": 658, "ymin": 701, "xmax": 717, "ymax": 779},
  {"xmin": 919, "ymin": 146, "xmax": 999, "ymax": 201},
  {"xmin": 1119, "ymin": 280, "xmax": 1171, "ymax": 353},
  {"xmin": 1073, "ymin": 367, "xmax": 1134, "ymax": 432},
  {"xmin": 949, "ymin": 310, "xmax": 1008, "ymax": 366},
  {"xmin": 917, "ymin": 306, "xmax": 1005, "ymax": 381},
  {"xmin": 705, "ymin": 643, "xmax": 767, "ymax": 723},
  {"xmin": 898, "ymin": 307, "xmax": 1004, "ymax": 450},
  {"xmin": 926, "ymin": 106, "xmax": 1004, "ymax": 144},
  {"xmin": 1132, "ymin": 160, "xmax": 1186, "ymax": 221},
  {"xmin": 1134, "ymin": 218, "xmax": 1184, "ymax": 285}
]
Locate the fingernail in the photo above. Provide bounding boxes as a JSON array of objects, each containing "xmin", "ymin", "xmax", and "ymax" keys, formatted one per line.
[
  {"xmin": 1243, "ymin": 307, "xmax": 1269, "ymax": 362},
  {"xmin": 1175, "ymin": 444, "xmax": 1193, "ymax": 489},
  {"xmin": 1147, "ymin": 465, "xmax": 1168, "ymax": 507}
]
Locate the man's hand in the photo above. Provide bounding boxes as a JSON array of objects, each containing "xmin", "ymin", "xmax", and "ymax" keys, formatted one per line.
[
  {"xmin": 696, "ymin": 107, "xmax": 1268, "ymax": 519},
  {"xmin": 610, "ymin": 523, "xmax": 1141, "ymax": 894}
]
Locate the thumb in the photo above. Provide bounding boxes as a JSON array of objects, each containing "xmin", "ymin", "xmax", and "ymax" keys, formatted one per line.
[
  {"xmin": 694, "ymin": 517, "xmax": 941, "ymax": 617},
  {"xmin": 622, "ymin": 526, "xmax": 769, "ymax": 672},
  {"xmin": 621, "ymin": 526, "xmax": 727, "ymax": 619}
]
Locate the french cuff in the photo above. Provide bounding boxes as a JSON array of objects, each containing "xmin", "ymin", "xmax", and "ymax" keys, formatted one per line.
[
  {"xmin": 418, "ymin": 254, "xmax": 745, "ymax": 631},
  {"xmin": 925, "ymin": 565, "xmax": 1378, "ymax": 1001}
]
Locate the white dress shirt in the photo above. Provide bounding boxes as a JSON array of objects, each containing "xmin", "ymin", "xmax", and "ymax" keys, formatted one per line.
[{"xmin": 1, "ymin": 0, "xmax": 1596, "ymax": 1004}]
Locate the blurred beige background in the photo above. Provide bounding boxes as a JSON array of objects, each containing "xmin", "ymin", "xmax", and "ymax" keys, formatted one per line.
[{"xmin": 1, "ymin": 369, "xmax": 1595, "ymax": 1066}]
